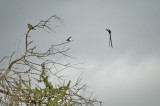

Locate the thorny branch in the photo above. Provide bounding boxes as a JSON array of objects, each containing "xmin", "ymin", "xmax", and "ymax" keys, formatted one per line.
[{"xmin": 0, "ymin": 15, "xmax": 102, "ymax": 105}]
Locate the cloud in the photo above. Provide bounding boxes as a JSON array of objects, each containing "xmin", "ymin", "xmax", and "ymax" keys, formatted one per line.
[{"xmin": 87, "ymin": 52, "xmax": 160, "ymax": 106}]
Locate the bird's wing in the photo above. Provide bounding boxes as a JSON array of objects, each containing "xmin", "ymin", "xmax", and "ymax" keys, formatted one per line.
[{"xmin": 106, "ymin": 29, "xmax": 109, "ymax": 31}]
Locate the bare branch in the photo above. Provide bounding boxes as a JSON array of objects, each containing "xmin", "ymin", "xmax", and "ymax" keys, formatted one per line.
[{"xmin": 0, "ymin": 14, "xmax": 101, "ymax": 106}]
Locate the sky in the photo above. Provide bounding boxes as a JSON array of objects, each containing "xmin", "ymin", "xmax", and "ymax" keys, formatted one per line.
[{"xmin": 0, "ymin": 0, "xmax": 160, "ymax": 106}]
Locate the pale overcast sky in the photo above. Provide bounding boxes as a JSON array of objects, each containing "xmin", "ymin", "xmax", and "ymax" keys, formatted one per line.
[{"xmin": 0, "ymin": 0, "xmax": 160, "ymax": 106}]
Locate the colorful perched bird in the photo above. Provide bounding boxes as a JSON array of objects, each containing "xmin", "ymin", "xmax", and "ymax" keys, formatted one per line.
[
  {"xmin": 28, "ymin": 24, "xmax": 36, "ymax": 30},
  {"xmin": 106, "ymin": 28, "xmax": 113, "ymax": 48},
  {"xmin": 66, "ymin": 37, "xmax": 72, "ymax": 42}
]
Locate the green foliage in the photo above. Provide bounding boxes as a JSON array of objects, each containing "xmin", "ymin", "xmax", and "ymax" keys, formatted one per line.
[{"xmin": 31, "ymin": 63, "xmax": 71, "ymax": 105}]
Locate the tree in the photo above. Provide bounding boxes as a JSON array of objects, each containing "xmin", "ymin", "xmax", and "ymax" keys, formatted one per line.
[{"xmin": 0, "ymin": 15, "xmax": 102, "ymax": 106}]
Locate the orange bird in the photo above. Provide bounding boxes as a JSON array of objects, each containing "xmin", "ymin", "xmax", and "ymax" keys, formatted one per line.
[{"xmin": 28, "ymin": 24, "xmax": 36, "ymax": 30}]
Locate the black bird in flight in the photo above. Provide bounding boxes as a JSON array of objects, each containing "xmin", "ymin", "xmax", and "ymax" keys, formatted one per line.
[{"xmin": 106, "ymin": 28, "xmax": 113, "ymax": 48}]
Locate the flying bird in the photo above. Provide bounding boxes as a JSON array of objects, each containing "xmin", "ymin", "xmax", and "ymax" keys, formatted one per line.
[
  {"xmin": 28, "ymin": 24, "xmax": 36, "ymax": 30},
  {"xmin": 66, "ymin": 36, "xmax": 72, "ymax": 42},
  {"xmin": 106, "ymin": 28, "xmax": 113, "ymax": 48}
]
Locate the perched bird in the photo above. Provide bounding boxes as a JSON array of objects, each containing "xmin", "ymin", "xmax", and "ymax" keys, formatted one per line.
[
  {"xmin": 66, "ymin": 37, "xmax": 72, "ymax": 42},
  {"xmin": 28, "ymin": 24, "xmax": 36, "ymax": 30},
  {"xmin": 106, "ymin": 28, "xmax": 113, "ymax": 48}
]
